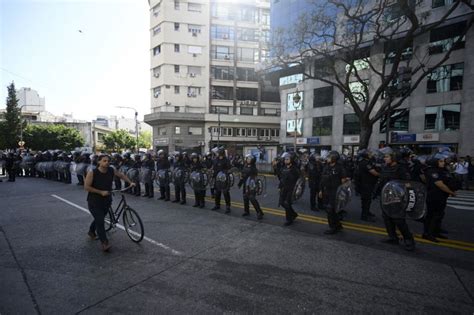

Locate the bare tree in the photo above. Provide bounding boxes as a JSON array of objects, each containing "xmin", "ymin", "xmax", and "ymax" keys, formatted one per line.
[{"xmin": 271, "ymin": 0, "xmax": 473, "ymax": 149}]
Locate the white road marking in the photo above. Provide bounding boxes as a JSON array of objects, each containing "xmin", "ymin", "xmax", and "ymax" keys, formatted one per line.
[
  {"xmin": 51, "ymin": 194, "xmax": 182, "ymax": 255},
  {"xmin": 448, "ymin": 205, "xmax": 474, "ymax": 211}
]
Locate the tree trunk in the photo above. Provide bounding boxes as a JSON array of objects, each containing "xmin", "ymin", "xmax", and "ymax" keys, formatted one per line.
[{"xmin": 359, "ymin": 121, "xmax": 373, "ymax": 150}]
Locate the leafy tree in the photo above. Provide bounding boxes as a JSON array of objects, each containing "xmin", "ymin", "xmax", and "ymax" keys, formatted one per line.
[
  {"xmin": 271, "ymin": 0, "xmax": 473, "ymax": 148},
  {"xmin": 102, "ymin": 129, "xmax": 136, "ymax": 153},
  {"xmin": 0, "ymin": 82, "xmax": 22, "ymax": 149},
  {"xmin": 23, "ymin": 124, "xmax": 85, "ymax": 151},
  {"xmin": 138, "ymin": 130, "xmax": 152, "ymax": 149}
]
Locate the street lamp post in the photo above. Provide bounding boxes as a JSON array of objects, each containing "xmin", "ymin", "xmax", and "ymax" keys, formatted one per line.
[
  {"xmin": 19, "ymin": 105, "xmax": 27, "ymax": 149},
  {"xmin": 217, "ymin": 110, "xmax": 221, "ymax": 147},
  {"xmin": 116, "ymin": 106, "xmax": 139, "ymax": 153},
  {"xmin": 292, "ymin": 90, "xmax": 301, "ymax": 153}
]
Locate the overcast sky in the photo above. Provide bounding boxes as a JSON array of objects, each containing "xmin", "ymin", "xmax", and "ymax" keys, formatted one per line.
[{"xmin": 0, "ymin": 0, "xmax": 150, "ymax": 121}]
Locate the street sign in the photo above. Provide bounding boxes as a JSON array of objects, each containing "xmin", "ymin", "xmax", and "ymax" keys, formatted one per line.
[
  {"xmin": 18, "ymin": 140, "xmax": 25, "ymax": 147},
  {"xmin": 307, "ymin": 137, "xmax": 320, "ymax": 145}
]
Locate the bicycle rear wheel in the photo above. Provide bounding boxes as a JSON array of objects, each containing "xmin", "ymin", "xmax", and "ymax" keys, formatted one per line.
[
  {"xmin": 104, "ymin": 207, "xmax": 114, "ymax": 232},
  {"xmin": 123, "ymin": 207, "xmax": 144, "ymax": 242}
]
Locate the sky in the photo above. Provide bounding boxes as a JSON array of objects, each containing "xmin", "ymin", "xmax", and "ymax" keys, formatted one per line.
[{"xmin": 0, "ymin": 0, "xmax": 150, "ymax": 121}]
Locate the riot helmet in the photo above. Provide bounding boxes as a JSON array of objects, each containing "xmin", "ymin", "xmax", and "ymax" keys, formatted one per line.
[{"xmin": 245, "ymin": 153, "xmax": 256, "ymax": 165}]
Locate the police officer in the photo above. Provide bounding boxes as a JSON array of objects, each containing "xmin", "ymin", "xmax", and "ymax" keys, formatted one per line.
[
  {"xmin": 142, "ymin": 153, "xmax": 155, "ymax": 198},
  {"xmin": 239, "ymin": 154, "xmax": 264, "ymax": 220},
  {"xmin": 5, "ymin": 152, "xmax": 16, "ymax": 182},
  {"xmin": 319, "ymin": 151, "xmax": 348, "ymax": 234},
  {"xmin": 306, "ymin": 153, "xmax": 323, "ymax": 211},
  {"xmin": 190, "ymin": 153, "xmax": 206, "ymax": 208},
  {"xmin": 204, "ymin": 151, "xmax": 215, "ymax": 197},
  {"xmin": 122, "ymin": 153, "xmax": 133, "ymax": 192},
  {"xmin": 279, "ymin": 152, "xmax": 300, "ymax": 226},
  {"xmin": 423, "ymin": 154, "xmax": 457, "ymax": 242},
  {"xmin": 111, "ymin": 153, "xmax": 123, "ymax": 190},
  {"xmin": 374, "ymin": 148, "xmax": 415, "ymax": 251},
  {"xmin": 211, "ymin": 147, "xmax": 232, "ymax": 213},
  {"xmin": 172, "ymin": 152, "xmax": 187, "ymax": 204},
  {"xmin": 355, "ymin": 149, "xmax": 379, "ymax": 221},
  {"xmin": 132, "ymin": 154, "xmax": 142, "ymax": 196},
  {"xmin": 156, "ymin": 150, "xmax": 171, "ymax": 201}
]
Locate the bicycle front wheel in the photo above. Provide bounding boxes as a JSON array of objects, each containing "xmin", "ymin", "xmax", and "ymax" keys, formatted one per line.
[
  {"xmin": 105, "ymin": 207, "xmax": 114, "ymax": 232},
  {"xmin": 123, "ymin": 207, "xmax": 144, "ymax": 243}
]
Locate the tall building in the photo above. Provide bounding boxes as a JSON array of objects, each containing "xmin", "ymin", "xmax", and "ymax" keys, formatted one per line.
[
  {"xmin": 144, "ymin": 0, "xmax": 281, "ymax": 161},
  {"xmin": 271, "ymin": 0, "xmax": 474, "ymax": 155},
  {"xmin": 16, "ymin": 87, "xmax": 45, "ymax": 112}
]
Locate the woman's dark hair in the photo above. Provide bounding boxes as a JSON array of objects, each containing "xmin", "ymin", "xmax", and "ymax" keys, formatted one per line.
[{"xmin": 98, "ymin": 154, "xmax": 110, "ymax": 161}]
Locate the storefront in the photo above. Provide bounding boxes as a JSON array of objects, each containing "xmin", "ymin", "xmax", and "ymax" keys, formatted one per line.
[{"xmin": 389, "ymin": 132, "xmax": 458, "ymax": 154}]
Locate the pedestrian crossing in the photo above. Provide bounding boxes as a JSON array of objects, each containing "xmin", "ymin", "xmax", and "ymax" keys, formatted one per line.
[{"xmin": 447, "ymin": 190, "xmax": 474, "ymax": 211}]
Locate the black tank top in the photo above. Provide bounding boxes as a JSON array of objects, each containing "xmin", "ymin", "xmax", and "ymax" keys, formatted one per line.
[{"xmin": 87, "ymin": 167, "xmax": 114, "ymax": 207}]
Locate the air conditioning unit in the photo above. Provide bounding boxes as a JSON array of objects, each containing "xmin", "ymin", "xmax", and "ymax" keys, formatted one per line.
[
  {"xmin": 189, "ymin": 73, "xmax": 196, "ymax": 77},
  {"xmin": 154, "ymin": 73, "xmax": 160, "ymax": 78},
  {"xmin": 224, "ymin": 55, "xmax": 230, "ymax": 60},
  {"xmin": 223, "ymin": 34, "xmax": 229, "ymax": 39},
  {"xmin": 187, "ymin": 93, "xmax": 197, "ymax": 97},
  {"xmin": 193, "ymin": 53, "xmax": 197, "ymax": 57},
  {"xmin": 154, "ymin": 93, "xmax": 160, "ymax": 98},
  {"xmin": 192, "ymin": 32, "xmax": 198, "ymax": 37},
  {"xmin": 165, "ymin": 101, "xmax": 171, "ymax": 105}
]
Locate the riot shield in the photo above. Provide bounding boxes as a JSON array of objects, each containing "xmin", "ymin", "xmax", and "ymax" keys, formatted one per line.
[
  {"xmin": 139, "ymin": 167, "xmax": 155, "ymax": 183},
  {"xmin": 75, "ymin": 163, "xmax": 89, "ymax": 176},
  {"xmin": 245, "ymin": 176, "xmax": 266, "ymax": 197},
  {"xmin": 292, "ymin": 177, "xmax": 306, "ymax": 202},
  {"xmin": 215, "ymin": 171, "xmax": 230, "ymax": 191},
  {"xmin": 172, "ymin": 168, "xmax": 185, "ymax": 186},
  {"xmin": 335, "ymin": 181, "xmax": 353, "ymax": 213},
  {"xmin": 126, "ymin": 168, "xmax": 139, "ymax": 182},
  {"xmin": 155, "ymin": 169, "xmax": 170, "ymax": 186},
  {"xmin": 190, "ymin": 170, "xmax": 208, "ymax": 190},
  {"xmin": 381, "ymin": 180, "xmax": 427, "ymax": 220}
]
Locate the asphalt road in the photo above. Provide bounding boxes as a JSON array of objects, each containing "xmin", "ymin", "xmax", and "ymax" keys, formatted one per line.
[{"xmin": 1, "ymin": 175, "xmax": 474, "ymax": 314}]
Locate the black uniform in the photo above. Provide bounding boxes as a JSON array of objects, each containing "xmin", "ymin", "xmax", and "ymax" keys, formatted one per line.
[
  {"xmin": 375, "ymin": 163, "xmax": 414, "ymax": 247},
  {"xmin": 306, "ymin": 158, "xmax": 323, "ymax": 211},
  {"xmin": 191, "ymin": 160, "xmax": 206, "ymax": 208},
  {"xmin": 357, "ymin": 158, "xmax": 378, "ymax": 220},
  {"xmin": 239, "ymin": 163, "xmax": 263, "ymax": 219},
  {"xmin": 204, "ymin": 156, "xmax": 215, "ymax": 197},
  {"xmin": 5, "ymin": 153, "xmax": 16, "ymax": 182},
  {"xmin": 212, "ymin": 156, "xmax": 231, "ymax": 211},
  {"xmin": 279, "ymin": 164, "xmax": 299, "ymax": 224},
  {"xmin": 132, "ymin": 159, "xmax": 142, "ymax": 196},
  {"xmin": 424, "ymin": 167, "xmax": 452, "ymax": 238},
  {"xmin": 156, "ymin": 155, "xmax": 171, "ymax": 201},
  {"xmin": 173, "ymin": 158, "xmax": 187, "ymax": 204},
  {"xmin": 320, "ymin": 162, "xmax": 346, "ymax": 231},
  {"xmin": 142, "ymin": 158, "xmax": 155, "ymax": 198}
]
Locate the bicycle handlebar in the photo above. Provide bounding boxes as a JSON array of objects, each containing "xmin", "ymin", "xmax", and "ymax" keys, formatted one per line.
[{"xmin": 110, "ymin": 186, "xmax": 133, "ymax": 194}]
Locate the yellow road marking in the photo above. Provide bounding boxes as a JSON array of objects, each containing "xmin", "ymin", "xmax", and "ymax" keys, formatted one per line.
[{"xmin": 156, "ymin": 189, "xmax": 474, "ymax": 252}]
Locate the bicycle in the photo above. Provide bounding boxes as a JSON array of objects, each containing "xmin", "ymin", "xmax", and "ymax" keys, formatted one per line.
[{"xmin": 104, "ymin": 187, "xmax": 144, "ymax": 243}]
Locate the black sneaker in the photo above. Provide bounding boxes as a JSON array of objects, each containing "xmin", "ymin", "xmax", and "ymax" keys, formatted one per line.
[
  {"xmin": 324, "ymin": 229, "xmax": 338, "ymax": 235},
  {"xmin": 283, "ymin": 220, "xmax": 293, "ymax": 226},
  {"xmin": 211, "ymin": 206, "xmax": 220, "ymax": 211},
  {"xmin": 405, "ymin": 240, "xmax": 416, "ymax": 251},
  {"xmin": 242, "ymin": 212, "xmax": 250, "ymax": 217},
  {"xmin": 180, "ymin": 201, "xmax": 186, "ymax": 205},
  {"xmin": 422, "ymin": 234, "xmax": 439, "ymax": 243},
  {"xmin": 257, "ymin": 212, "xmax": 264, "ymax": 220},
  {"xmin": 172, "ymin": 200, "xmax": 180, "ymax": 203},
  {"xmin": 158, "ymin": 196, "xmax": 165, "ymax": 200},
  {"xmin": 225, "ymin": 207, "xmax": 231, "ymax": 214},
  {"xmin": 192, "ymin": 204, "xmax": 199, "ymax": 208}
]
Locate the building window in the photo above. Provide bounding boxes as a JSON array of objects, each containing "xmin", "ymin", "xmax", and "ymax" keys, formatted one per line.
[
  {"xmin": 174, "ymin": 86, "xmax": 180, "ymax": 94},
  {"xmin": 237, "ymin": 28, "xmax": 257, "ymax": 41},
  {"xmin": 188, "ymin": 24, "xmax": 202, "ymax": 36},
  {"xmin": 236, "ymin": 68, "xmax": 257, "ymax": 82},
  {"xmin": 240, "ymin": 6, "xmax": 256, "ymax": 22},
  {"xmin": 432, "ymin": 0, "xmax": 454, "ymax": 8},
  {"xmin": 187, "ymin": 87, "xmax": 201, "ymax": 97},
  {"xmin": 174, "ymin": 0, "xmax": 180, "ymax": 10},
  {"xmin": 427, "ymin": 63, "xmax": 463, "ymax": 93},
  {"xmin": 287, "ymin": 119, "xmax": 303, "ymax": 137},
  {"xmin": 158, "ymin": 127, "xmax": 167, "ymax": 136},
  {"xmin": 174, "ymin": 106, "xmax": 180, "ymax": 112},
  {"xmin": 313, "ymin": 86, "xmax": 333, "ymax": 108},
  {"xmin": 174, "ymin": 23, "xmax": 180, "ymax": 31},
  {"xmin": 153, "ymin": 45, "xmax": 161, "ymax": 56},
  {"xmin": 260, "ymin": 11, "xmax": 270, "ymax": 26},
  {"xmin": 236, "ymin": 88, "xmax": 258, "ymax": 101},
  {"xmin": 260, "ymin": 108, "xmax": 281, "ymax": 116},
  {"xmin": 174, "ymin": 44, "xmax": 180, "ymax": 53},
  {"xmin": 271, "ymin": 129, "xmax": 280, "ymax": 137},
  {"xmin": 153, "ymin": 87, "xmax": 161, "ymax": 98},
  {"xmin": 383, "ymin": 69, "xmax": 411, "ymax": 98},
  {"xmin": 429, "ymin": 21, "xmax": 466, "ymax": 55},
  {"xmin": 287, "ymin": 91, "xmax": 304, "ymax": 111},
  {"xmin": 343, "ymin": 114, "xmax": 360, "ymax": 135},
  {"xmin": 261, "ymin": 91, "xmax": 280, "ymax": 102},
  {"xmin": 211, "ymin": 3, "xmax": 234, "ymax": 20},
  {"xmin": 380, "ymin": 109, "xmax": 409, "ymax": 132},
  {"xmin": 345, "ymin": 57, "xmax": 370, "ymax": 73},
  {"xmin": 188, "ymin": 66, "xmax": 202, "ymax": 76},
  {"xmin": 235, "ymin": 128, "xmax": 246, "ymax": 137},
  {"xmin": 222, "ymin": 128, "xmax": 233, "ymax": 137},
  {"xmin": 211, "ymin": 86, "xmax": 233, "ymax": 100},
  {"xmin": 237, "ymin": 47, "xmax": 258, "ymax": 62},
  {"xmin": 211, "ymin": 106, "xmax": 230, "ymax": 114},
  {"xmin": 246, "ymin": 128, "xmax": 257, "ymax": 137},
  {"xmin": 188, "ymin": 2, "xmax": 201, "ymax": 12},
  {"xmin": 211, "ymin": 25, "xmax": 234, "ymax": 40},
  {"xmin": 280, "ymin": 73, "xmax": 303, "ymax": 86},
  {"xmin": 312, "ymin": 116, "xmax": 332, "ymax": 136},
  {"xmin": 152, "ymin": 25, "xmax": 161, "ymax": 35},
  {"xmin": 211, "ymin": 45, "xmax": 234, "ymax": 60},
  {"xmin": 384, "ymin": 0, "xmax": 415, "ymax": 22},
  {"xmin": 385, "ymin": 39, "xmax": 412, "ymax": 64},
  {"xmin": 153, "ymin": 66, "xmax": 161, "ymax": 78},
  {"xmin": 240, "ymin": 107, "xmax": 253, "ymax": 115},
  {"xmin": 189, "ymin": 127, "xmax": 202, "ymax": 135},
  {"xmin": 260, "ymin": 30, "xmax": 270, "ymax": 43},
  {"xmin": 211, "ymin": 66, "xmax": 234, "ymax": 80},
  {"xmin": 175, "ymin": 126, "xmax": 181, "ymax": 135},
  {"xmin": 424, "ymin": 104, "xmax": 460, "ymax": 131},
  {"xmin": 174, "ymin": 65, "xmax": 180, "ymax": 73},
  {"xmin": 346, "ymin": 81, "xmax": 368, "ymax": 104}
]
